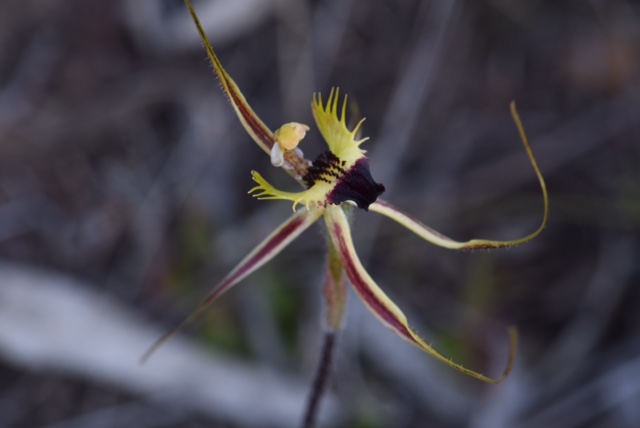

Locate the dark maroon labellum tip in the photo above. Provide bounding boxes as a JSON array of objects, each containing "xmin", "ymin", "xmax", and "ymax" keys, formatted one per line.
[
  {"xmin": 303, "ymin": 151, "xmax": 385, "ymax": 210},
  {"xmin": 328, "ymin": 158, "xmax": 385, "ymax": 210}
]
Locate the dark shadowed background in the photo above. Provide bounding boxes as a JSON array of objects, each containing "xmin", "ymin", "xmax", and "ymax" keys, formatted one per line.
[{"xmin": 0, "ymin": 0, "xmax": 639, "ymax": 427}]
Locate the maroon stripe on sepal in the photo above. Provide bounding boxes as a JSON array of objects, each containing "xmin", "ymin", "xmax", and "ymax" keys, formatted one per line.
[
  {"xmin": 330, "ymin": 220, "xmax": 412, "ymax": 339},
  {"xmin": 203, "ymin": 212, "xmax": 307, "ymax": 305},
  {"xmin": 141, "ymin": 209, "xmax": 320, "ymax": 363}
]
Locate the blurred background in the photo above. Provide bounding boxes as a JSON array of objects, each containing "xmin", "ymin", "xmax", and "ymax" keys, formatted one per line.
[{"xmin": 0, "ymin": 0, "xmax": 639, "ymax": 427}]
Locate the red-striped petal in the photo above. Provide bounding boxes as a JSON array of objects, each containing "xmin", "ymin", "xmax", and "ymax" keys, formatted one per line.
[
  {"xmin": 184, "ymin": 0, "xmax": 310, "ymax": 179},
  {"xmin": 185, "ymin": 0, "xmax": 272, "ymax": 154},
  {"xmin": 142, "ymin": 208, "xmax": 322, "ymax": 362},
  {"xmin": 324, "ymin": 205, "xmax": 515, "ymax": 383}
]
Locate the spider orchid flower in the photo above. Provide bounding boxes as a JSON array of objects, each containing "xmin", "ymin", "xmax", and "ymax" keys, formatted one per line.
[{"xmin": 143, "ymin": 0, "xmax": 549, "ymax": 385}]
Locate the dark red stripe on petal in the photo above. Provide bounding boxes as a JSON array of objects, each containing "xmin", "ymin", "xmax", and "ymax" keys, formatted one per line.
[
  {"xmin": 141, "ymin": 211, "xmax": 315, "ymax": 363},
  {"xmin": 206, "ymin": 51, "xmax": 274, "ymax": 153},
  {"xmin": 228, "ymin": 88, "xmax": 275, "ymax": 149},
  {"xmin": 332, "ymin": 221, "xmax": 413, "ymax": 340},
  {"xmin": 202, "ymin": 213, "xmax": 307, "ymax": 306}
]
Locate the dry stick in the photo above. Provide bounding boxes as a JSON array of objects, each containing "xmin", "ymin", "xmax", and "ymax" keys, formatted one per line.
[{"xmin": 301, "ymin": 331, "xmax": 337, "ymax": 428}]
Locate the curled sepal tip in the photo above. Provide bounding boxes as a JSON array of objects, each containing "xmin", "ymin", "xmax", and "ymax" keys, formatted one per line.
[
  {"xmin": 141, "ymin": 208, "xmax": 322, "ymax": 363},
  {"xmin": 370, "ymin": 102, "xmax": 548, "ymax": 251},
  {"xmin": 324, "ymin": 205, "xmax": 515, "ymax": 383}
]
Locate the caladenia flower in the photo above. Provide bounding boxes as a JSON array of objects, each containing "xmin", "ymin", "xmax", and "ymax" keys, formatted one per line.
[{"xmin": 144, "ymin": 0, "xmax": 550, "ymax": 418}]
